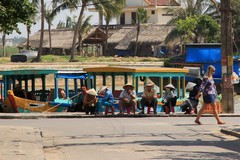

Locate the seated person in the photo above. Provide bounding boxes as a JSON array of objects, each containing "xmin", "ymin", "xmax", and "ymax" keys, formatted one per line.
[
  {"xmin": 139, "ymin": 82, "xmax": 158, "ymax": 114},
  {"xmin": 13, "ymin": 84, "xmax": 26, "ymax": 98},
  {"xmin": 119, "ymin": 83, "xmax": 137, "ymax": 114},
  {"xmin": 68, "ymin": 86, "xmax": 87, "ymax": 112},
  {"xmin": 97, "ymin": 86, "xmax": 114, "ymax": 114},
  {"xmin": 181, "ymin": 78, "xmax": 202, "ymax": 114},
  {"xmin": 161, "ymin": 83, "xmax": 177, "ymax": 114},
  {"xmin": 83, "ymin": 88, "xmax": 98, "ymax": 115},
  {"xmin": 27, "ymin": 91, "xmax": 36, "ymax": 100}
]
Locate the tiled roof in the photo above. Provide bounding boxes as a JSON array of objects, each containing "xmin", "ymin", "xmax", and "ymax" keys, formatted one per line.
[{"xmin": 146, "ymin": 0, "xmax": 180, "ymax": 6}]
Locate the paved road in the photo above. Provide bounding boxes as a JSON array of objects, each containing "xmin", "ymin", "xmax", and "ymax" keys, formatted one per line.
[{"xmin": 0, "ymin": 117, "xmax": 239, "ymax": 160}]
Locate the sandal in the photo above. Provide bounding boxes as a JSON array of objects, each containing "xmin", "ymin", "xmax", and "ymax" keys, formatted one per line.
[{"xmin": 195, "ymin": 120, "xmax": 202, "ymax": 125}]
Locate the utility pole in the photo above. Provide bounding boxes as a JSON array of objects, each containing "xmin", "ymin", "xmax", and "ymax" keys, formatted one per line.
[{"xmin": 221, "ymin": 0, "xmax": 234, "ymax": 113}]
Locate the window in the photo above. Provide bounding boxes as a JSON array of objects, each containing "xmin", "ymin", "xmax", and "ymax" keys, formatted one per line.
[
  {"xmin": 151, "ymin": 10, "xmax": 155, "ymax": 14},
  {"xmin": 162, "ymin": 13, "xmax": 174, "ymax": 16},
  {"xmin": 120, "ymin": 13, "xmax": 125, "ymax": 25},
  {"xmin": 131, "ymin": 12, "xmax": 136, "ymax": 24}
]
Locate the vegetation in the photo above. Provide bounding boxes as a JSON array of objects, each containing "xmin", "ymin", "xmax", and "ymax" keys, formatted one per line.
[
  {"xmin": 176, "ymin": 15, "xmax": 220, "ymax": 43},
  {"xmin": 232, "ymin": 0, "xmax": 240, "ymax": 52},
  {"xmin": 0, "ymin": 54, "xmax": 162, "ymax": 64},
  {"xmin": 0, "ymin": 46, "xmax": 18, "ymax": 57},
  {"xmin": 134, "ymin": 8, "xmax": 149, "ymax": 57},
  {"xmin": 0, "ymin": 0, "xmax": 35, "ymax": 57},
  {"xmin": 165, "ymin": 0, "xmax": 219, "ymax": 44}
]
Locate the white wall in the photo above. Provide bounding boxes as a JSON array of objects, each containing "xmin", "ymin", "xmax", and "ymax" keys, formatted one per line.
[{"xmin": 126, "ymin": 0, "xmax": 147, "ymax": 6}]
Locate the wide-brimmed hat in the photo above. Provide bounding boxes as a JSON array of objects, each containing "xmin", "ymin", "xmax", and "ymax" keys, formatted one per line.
[
  {"xmin": 186, "ymin": 82, "xmax": 196, "ymax": 90},
  {"xmin": 99, "ymin": 86, "xmax": 108, "ymax": 93},
  {"xmin": 146, "ymin": 82, "xmax": 154, "ymax": 87},
  {"xmin": 164, "ymin": 83, "xmax": 175, "ymax": 89},
  {"xmin": 123, "ymin": 82, "xmax": 134, "ymax": 89},
  {"xmin": 86, "ymin": 88, "xmax": 97, "ymax": 96}
]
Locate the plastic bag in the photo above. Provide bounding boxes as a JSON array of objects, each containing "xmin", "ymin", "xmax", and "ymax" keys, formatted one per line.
[{"xmin": 231, "ymin": 72, "xmax": 239, "ymax": 84}]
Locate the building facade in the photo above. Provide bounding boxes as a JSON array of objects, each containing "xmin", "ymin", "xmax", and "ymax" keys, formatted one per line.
[{"xmin": 117, "ymin": 0, "xmax": 182, "ymax": 25}]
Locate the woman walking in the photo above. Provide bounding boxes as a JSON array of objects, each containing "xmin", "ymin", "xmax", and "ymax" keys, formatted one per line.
[{"xmin": 195, "ymin": 65, "xmax": 225, "ymax": 125}]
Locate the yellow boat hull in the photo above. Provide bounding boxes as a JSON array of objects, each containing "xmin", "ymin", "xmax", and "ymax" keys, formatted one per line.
[{"xmin": 2, "ymin": 90, "xmax": 64, "ymax": 113}]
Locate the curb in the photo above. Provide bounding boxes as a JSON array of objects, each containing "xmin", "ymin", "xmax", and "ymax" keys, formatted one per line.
[{"xmin": 0, "ymin": 113, "xmax": 240, "ymax": 119}]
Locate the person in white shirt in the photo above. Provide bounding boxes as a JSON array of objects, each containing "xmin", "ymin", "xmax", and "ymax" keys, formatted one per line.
[
  {"xmin": 162, "ymin": 83, "xmax": 177, "ymax": 114},
  {"xmin": 119, "ymin": 83, "xmax": 136, "ymax": 114},
  {"xmin": 139, "ymin": 82, "xmax": 158, "ymax": 114}
]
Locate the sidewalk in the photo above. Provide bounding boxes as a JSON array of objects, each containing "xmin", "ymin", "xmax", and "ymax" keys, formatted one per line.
[{"xmin": 0, "ymin": 126, "xmax": 44, "ymax": 160}]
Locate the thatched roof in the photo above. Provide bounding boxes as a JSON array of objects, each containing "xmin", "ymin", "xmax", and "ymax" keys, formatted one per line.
[
  {"xmin": 132, "ymin": 24, "xmax": 175, "ymax": 43},
  {"xmin": 111, "ymin": 24, "xmax": 175, "ymax": 50},
  {"xmin": 107, "ymin": 27, "xmax": 135, "ymax": 44},
  {"xmin": 20, "ymin": 28, "xmax": 101, "ymax": 49}
]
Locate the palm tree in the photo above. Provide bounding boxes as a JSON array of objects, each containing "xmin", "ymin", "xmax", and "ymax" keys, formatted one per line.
[
  {"xmin": 134, "ymin": 8, "xmax": 148, "ymax": 57},
  {"xmin": 26, "ymin": 1, "xmax": 38, "ymax": 50},
  {"xmin": 165, "ymin": 0, "xmax": 220, "ymax": 44},
  {"xmin": 77, "ymin": 15, "xmax": 93, "ymax": 56},
  {"xmin": 30, "ymin": 0, "xmax": 44, "ymax": 62},
  {"xmin": 44, "ymin": 1, "xmax": 69, "ymax": 54},
  {"xmin": 44, "ymin": 4, "xmax": 55, "ymax": 54},
  {"xmin": 69, "ymin": 0, "xmax": 125, "ymax": 62},
  {"xmin": 100, "ymin": 0, "xmax": 125, "ymax": 56}
]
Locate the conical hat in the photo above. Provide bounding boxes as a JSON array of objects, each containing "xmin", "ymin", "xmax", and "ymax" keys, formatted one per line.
[
  {"xmin": 186, "ymin": 82, "xmax": 196, "ymax": 90},
  {"xmin": 86, "ymin": 88, "xmax": 97, "ymax": 96},
  {"xmin": 146, "ymin": 82, "xmax": 154, "ymax": 87},
  {"xmin": 164, "ymin": 83, "xmax": 175, "ymax": 89},
  {"xmin": 123, "ymin": 82, "xmax": 134, "ymax": 89},
  {"xmin": 99, "ymin": 86, "xmax": 108, "ymax": 93}
]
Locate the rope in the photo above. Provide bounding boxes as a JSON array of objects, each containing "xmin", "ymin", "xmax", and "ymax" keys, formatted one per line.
[{"xmin": 43, "ymin": 92, "xmax": 82, "ymax": 113}]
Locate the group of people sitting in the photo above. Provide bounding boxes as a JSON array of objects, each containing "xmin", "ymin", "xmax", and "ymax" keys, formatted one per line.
[
  {"xmin": 12, "ymin": 79, "xmax": 201, "ymax": 115},
  {"xmin": 69, "ymin": 80, "xmax": 197, "ymax": 115}
]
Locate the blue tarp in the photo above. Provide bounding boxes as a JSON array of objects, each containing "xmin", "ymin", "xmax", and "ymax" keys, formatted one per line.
[
  {"xmin": 186, "ymin": 44, "xmax": 221, "ymax": 63},
  {"xmin": 185, "ymin": 44, "xmax": 240, "ymax": 83}
]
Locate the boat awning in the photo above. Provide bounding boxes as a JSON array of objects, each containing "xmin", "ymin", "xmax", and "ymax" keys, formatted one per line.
[
  {"xmin": 83, "ymin": 66, "xmax": 189, "ymax": 73},
  {"xmin": 0, "ymin": 69, "xmax": 58, "ymax": 76}
]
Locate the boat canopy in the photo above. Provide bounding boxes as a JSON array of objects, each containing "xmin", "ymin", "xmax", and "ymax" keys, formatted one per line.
[
  {"xmin": 0, "ymin": 69, "xmax": 58, "ymax": 100},
  {"xmin": 83, "ymin": 66, "xmax": 189, "ymax": 98}
]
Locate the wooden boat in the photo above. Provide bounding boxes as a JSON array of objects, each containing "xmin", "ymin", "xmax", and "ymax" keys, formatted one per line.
[
  {"xmin": 2, "ymin": 90, "xmax": 63, "ymax": 112},
  {"xmin": 0, "ymin": 69, "xmax": 89, "ymax": 113}
]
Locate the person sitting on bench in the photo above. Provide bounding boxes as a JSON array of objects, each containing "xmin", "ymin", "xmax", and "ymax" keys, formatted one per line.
[
  {"xmin": 97, "ymin": 86, "xmax": 114, "ymax": 115},
  {"xmin": 119, "ymin": 83, "xmax": 136, "ymax": 115},
  {"xmin": 139, "ymin": 82, "xmax": 158, "ymax": 114},
  {"xmin": 83, "ymin": 89, "xmax": 98, "ymax": 115},
  {"xmin": 162, "ymin": 84, "xmax": 177, "ymax": 114}
]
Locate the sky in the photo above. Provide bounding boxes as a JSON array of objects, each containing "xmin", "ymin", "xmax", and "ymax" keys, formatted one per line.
[
  {"xmin": 3, "ymin": 1, "xmax": 100, "ymax": 39},
  {"xmin": 3, "ymin": 0, "xmax": 221, "ymax": 39}
]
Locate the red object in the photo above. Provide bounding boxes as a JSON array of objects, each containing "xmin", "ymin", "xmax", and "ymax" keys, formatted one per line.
[
  {"xmin": 105, "ymin": 106, "xmax": 114, "ymax": 115},
  {"xmin": 7, "ymin": 95, "xmax": 18, "ymax": 113},
  {"xmin": 164, "ymin": 106, "xmax": 175, "ymax": 114},
  {"xmin": 147, "ymin": 106, "xmax": 154, "ymax": 114}
]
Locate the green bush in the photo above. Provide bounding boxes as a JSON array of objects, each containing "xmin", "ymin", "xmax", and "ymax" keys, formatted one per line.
[{"xmin": 0, "ymin": 46, "xmax": 19, "ymax": 57}]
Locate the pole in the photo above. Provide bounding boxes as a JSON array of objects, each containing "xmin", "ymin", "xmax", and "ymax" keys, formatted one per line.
[{"xmin": 221, "ymin": 0, "xmax": 234, "ymax": 113}]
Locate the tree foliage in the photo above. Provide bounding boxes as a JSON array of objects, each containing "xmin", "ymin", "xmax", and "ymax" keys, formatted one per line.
[
  {"xmin": 0, "ymin": 0, "xmax": 35, "ymax": 34},
  {"xmin": 176, "ymin": 15, "xmax": 220, "ymax": 43},
  {"xmin": 165, "ymin": 0, "xmax": 219, "ymax": 44},
  {"xmin": 232, "ymin": 0, "xmax": 240, "ymax": 52},
  {"xmin": 134, "ymin": 8, "xmax": 148, "ymax": 56},
  {"xmin": 0, "ymin": 0, "xmax": 35, "ymax": 57}
]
